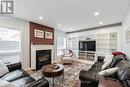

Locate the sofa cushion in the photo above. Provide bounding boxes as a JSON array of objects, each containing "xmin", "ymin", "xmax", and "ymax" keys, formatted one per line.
[
  {"xmin": 11, "ymin": 76, "xmax": 35, "ymax": 87},
  {"xmin": 1, "ymin": 69, "xmax": 29, "ymax": 82}
]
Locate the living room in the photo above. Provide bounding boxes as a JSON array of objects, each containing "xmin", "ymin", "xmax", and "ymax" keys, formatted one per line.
[{"xmin": 0, "ymin": 0, "xmax": 130, "ymax": 87}]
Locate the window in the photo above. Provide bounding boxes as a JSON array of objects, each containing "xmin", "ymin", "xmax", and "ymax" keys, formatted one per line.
[
  {"xmin": 57, "ymin": 37, "xmax": 66, "ymax": 56},
  {"xmin": 0, "ymin": 27, "xmax": 21, "ymax": 64}
]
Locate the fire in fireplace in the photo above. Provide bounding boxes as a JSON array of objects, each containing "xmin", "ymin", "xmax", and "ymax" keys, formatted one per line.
[{"xmin": 36, "ymin": 50, "xmax": 51, "ymax": 70}]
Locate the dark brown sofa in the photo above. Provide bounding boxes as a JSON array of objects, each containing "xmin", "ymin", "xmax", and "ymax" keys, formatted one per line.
[
  {"xmin": 79, "ymin": 54, "xmax": 130, "ymax": 87},
  {"xmin": 0, "ymin": 62, "xmax": 49, "ymax": 87}
]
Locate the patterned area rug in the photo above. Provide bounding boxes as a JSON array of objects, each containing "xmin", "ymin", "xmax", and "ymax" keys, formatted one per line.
[{"xmin": 31, "ymin": 60, "xmax": 94, "ymax": 87}]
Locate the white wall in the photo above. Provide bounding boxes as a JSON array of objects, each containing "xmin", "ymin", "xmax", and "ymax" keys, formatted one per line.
[
  {"xmin": 0, "ymin": 17, "xmax": 30, "ymax": 69},
  {"xmin": 67, "ymin": 26, "xmax": 122, "ymax": 51},
  {"xmin": 122, "ymin": 7, "xmax": 130, "ymax": 59}
]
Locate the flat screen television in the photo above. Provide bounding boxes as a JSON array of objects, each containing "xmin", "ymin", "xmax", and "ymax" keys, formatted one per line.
[{"xmin": 79, "ymin": 41, "xmax": 96, "ymax": 51}]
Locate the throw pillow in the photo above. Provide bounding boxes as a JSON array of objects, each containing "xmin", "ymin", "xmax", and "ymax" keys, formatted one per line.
[
  {"xmin": 103, "ymin": 55, "xmax": 113, "ymax": 63},
  {"xmin": 113, "ymin": 54, "xmax": 127, "ymax": 60},
  {"xmin": 0, "ymin": 60, "xmax": 9, "ymax": 76},
  {"xmin": 112, "ymin": 52, "xmax": 125, "ymax": 56},
  {"xmin": 110, "ymin": 57, "xmax": 123, "ymax": 68},
  {"xmin": 0, "ymin": 79, "xmax": 16, "ymax": 87},
  {"xmin": 102, "ymin": 55, "xmax": 113, "ymax": 70},
  {"xmin": 98, "ymin": 67, "xmax": 118, "ymax": 77}
]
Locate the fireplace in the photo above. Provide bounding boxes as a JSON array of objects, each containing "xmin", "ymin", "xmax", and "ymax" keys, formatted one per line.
[
  {"xmin": 36, "ymin": 50, "xmax": 51, "ymax": 70},
  {"xmin": 31, "ymin": 45, "xmax": 54, "ymax": 70}
]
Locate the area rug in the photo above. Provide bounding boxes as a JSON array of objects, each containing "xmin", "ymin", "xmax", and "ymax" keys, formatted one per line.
[{"xmin": 31, "ymin": 60, "xmax": 94, "ymax": 87}]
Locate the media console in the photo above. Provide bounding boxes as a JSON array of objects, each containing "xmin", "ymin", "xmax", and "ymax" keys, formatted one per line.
[{"xmin": 78, "ymin": 51, "xmax": 96, "ymax": 61}]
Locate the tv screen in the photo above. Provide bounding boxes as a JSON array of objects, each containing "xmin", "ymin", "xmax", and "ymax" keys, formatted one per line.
[{"xmin": 79, "ymin": 41, "xmax": 96, "ymax": 51}]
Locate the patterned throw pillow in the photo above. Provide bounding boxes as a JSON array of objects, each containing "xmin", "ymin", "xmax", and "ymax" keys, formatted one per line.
[
  {"xmin": 110, "ymin": 54, "xmax": 125, "ymax": 68},
  {"xmin": 112, "ymin": 52, "xmax": 125, "ymax": 57}
]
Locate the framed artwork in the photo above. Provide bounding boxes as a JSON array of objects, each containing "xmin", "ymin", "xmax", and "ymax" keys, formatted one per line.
[
  {"xmin": 45, "ymin": 31, "xmax": 53, "ymax": 39},
  {"xmin": 34, "ymin": 29, "xmax": 44, "ymax": 38}
]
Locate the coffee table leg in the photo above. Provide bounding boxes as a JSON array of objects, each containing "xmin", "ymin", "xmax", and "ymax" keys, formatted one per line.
[
  {"xmin": 62, "ymin": 71, "xmax": 64, "ymax": 83},
  {"xmin": 53, "ymin": 77, "xmax": 54, "ymax": 87}
]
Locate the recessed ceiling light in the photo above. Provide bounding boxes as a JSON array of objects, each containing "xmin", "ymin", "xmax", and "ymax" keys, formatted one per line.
[
  {"xmin": 38, "ymin": 16, "xmax": 43, "ymax": 20},
  {"xmin": 99, "ymin": 22, "xmax": 103, "ymax": 25},
  {"xmin": 58, "ymin": 24, "xmax": 62, "ymax": 27},
  {"xmin": 94, "ymin": 12, "xmax": 99, "ymax": 16}
]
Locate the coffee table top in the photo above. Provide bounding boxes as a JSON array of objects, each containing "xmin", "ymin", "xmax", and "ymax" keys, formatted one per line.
[{"xmin": 42, "ymin": 64, "xmax": 64, "ymax": 77}]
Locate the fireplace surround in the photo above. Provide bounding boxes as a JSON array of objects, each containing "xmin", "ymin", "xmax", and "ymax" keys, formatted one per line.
[{"xmin": 31, "ymin": 44, "xmax": 54, "ymax": 70}]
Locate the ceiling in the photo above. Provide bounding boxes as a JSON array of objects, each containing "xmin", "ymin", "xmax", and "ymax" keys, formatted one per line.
[{"xmin": 15, "ymin": 0, "xmax": 130, "ymax": 32}]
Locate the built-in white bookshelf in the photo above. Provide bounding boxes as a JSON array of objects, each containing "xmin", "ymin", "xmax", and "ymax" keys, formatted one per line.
[
  {"xmin": 109, "ymin": 32, "xmax": 117, "ymax": 53},
  {"xmin": 96, "ymin": 33, "xmax": 109, "ymax": 56},
  {"xmin": 67, "ymin": 32, "xmax": 117, "ymax": 60},
  {"xmin": 78, "ymin": 35, "xmax": 96, "ymax": 61},
  {"xmin": 78, "ymin": 51, "xmax": 96, "ymax": 61},
  {"xmin": 96, "ymin": 32, "xmax": 117, "ymax": 56}
]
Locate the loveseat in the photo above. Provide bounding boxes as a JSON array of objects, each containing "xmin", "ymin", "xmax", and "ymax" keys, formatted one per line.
[
  {"xmin": 0, "ymin": 62, "xmax": 49, "ymax": 87},
  {"xmin": 79, "ymin": 54, "xmax": 130, "ymax": 87}
]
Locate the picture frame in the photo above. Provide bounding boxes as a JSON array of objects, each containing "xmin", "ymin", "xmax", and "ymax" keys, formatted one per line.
[
  {"xmin": 34, "ymin": 29, "xmax": 44, "ymax": 38},
  {"xmin": 126, "ymin": 27, "xmax": 130, "ymax": 43},
  {"xmin": 45, "ymin": 31, "xmax": 53, "ymax": 39}
]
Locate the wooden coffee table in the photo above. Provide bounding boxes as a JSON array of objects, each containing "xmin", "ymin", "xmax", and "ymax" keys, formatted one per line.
[{"xmin": 42, "ymin": 64, "xmax": 64, "ymax": 87}]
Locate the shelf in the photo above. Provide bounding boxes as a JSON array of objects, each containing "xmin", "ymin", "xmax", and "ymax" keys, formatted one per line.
[
  {"xmin": 96, "ymin": 32, "xmax": 117, "ymax": 56},
  {"xmin": 78, "ymin": 51, "xmax": 96, "ymax": 61}
]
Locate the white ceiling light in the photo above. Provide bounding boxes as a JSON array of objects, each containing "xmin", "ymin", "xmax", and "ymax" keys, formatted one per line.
[
  {"xmin": 94, "ymin": 12, "xmax": 99, "ymax": 16},
  {"xmin": 38, "ymin": 16, "xmax": 43, "ymax": 20},
  {"xmin": 99, "ymin": 22, "xmax": 103, "ymax": 25},
  {"xmin": 58, "ymin": 24, "xmax": 62, "ymax": 27}
]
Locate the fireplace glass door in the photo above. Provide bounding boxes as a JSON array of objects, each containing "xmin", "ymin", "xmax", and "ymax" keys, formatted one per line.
[{"xmin": 36, "ymin": 50, "xmax": 51, "ymax": 70}]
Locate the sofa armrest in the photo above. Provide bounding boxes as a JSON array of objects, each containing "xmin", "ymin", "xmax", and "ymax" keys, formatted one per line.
[
  {"xmin": 1, "ymin": 69, "xmax": 29, "ymax": 82},
  {"xmin": 25, "ymin": 78, "xmax": 49, "ymax": 87},
  {"xmin": 98, "ymin": 77, "xmax": 124, "ymax": 87},
  {"xmin": 123, "ymin": 80, "xmax": 130, "ymax": 87}
]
